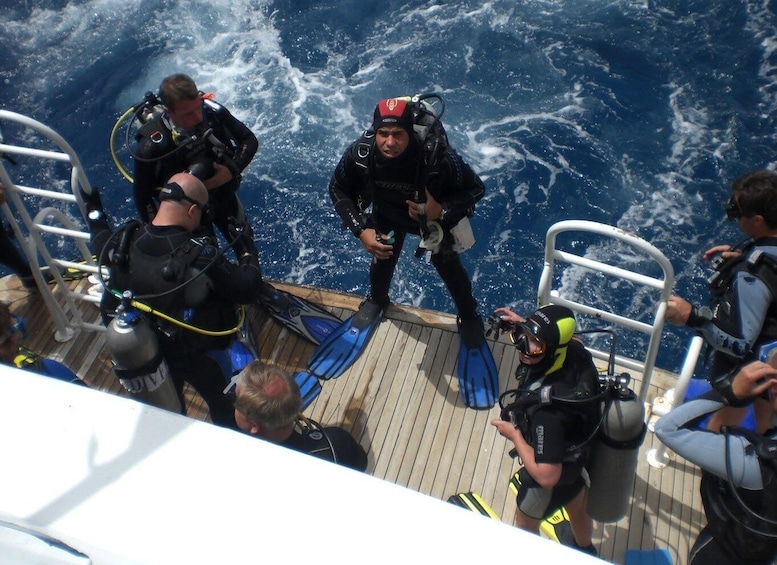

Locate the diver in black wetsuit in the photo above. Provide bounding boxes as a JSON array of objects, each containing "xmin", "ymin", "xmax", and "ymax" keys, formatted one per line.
[
  {"xmin": 492, "ymin": 304, "xmax": 600, "ymax": 557},
  {"xmin": 85, "ymin": 172, "xmax": 264, "ymax": 429},
  {"xmin": 132, "ymin": 73, "xmax": 258, "ymax": 256},
  {"xmin": 229, "ymin": 360, "xmax": 367, "ymax": 471},
  {"xmin": 328, "ymin": 96, "xmax": 485, "ymax": 338},
  {"xmin": 655, "ymin": 361, "xmax": 777, "ymax": 565},
  {"xmin": 666, "ymin": 170, "xmax": 777, "ymax": 433}
]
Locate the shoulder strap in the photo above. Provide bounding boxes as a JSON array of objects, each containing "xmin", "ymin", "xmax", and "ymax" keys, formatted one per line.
[{"xmin": 112, "ymin": 220, "xmax": 142, "ymax": 267}]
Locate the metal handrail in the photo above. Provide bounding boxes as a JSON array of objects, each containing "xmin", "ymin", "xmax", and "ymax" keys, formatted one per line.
[
  {"xmin": 0, "ymin": 110, "xmax": 103, "ymax": 341},
  {"xmin": 537, "ymin": 220, "xmax": 683, "ymax": 402}
]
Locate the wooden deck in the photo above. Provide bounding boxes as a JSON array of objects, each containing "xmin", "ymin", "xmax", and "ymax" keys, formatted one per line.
[{"xmin": 1, "ymin": 274, "xmax": 703, "ymax": 564}]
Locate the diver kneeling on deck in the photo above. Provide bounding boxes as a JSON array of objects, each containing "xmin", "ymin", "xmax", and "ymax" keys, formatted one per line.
[
  {"xmin": 227, "ymin": 360, "xmax": 367, "ymax": 471},
  {"xmin": 655, "ymin": 361, "xmax": 777, "ymax": 565},
  {"xmin": 83, "ymin": 172, "xmax": 264, "ymax": 429},
  {"xmin": 492, "ymin": 305, "xmax": 599, "ymax": 557}
]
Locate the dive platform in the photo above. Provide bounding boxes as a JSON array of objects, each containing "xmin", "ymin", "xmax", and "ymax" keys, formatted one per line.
[{"xmin": 0, "ymin": 273, "xmax": 704, "ymax": 564}]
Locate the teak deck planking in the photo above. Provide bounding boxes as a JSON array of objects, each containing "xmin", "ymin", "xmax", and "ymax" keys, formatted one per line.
[{"xmin": 1, "ymin": 274, "xmax": 703, "ymax": 564}]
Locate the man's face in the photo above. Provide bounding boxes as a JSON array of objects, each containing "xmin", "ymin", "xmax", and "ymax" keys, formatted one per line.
[
  {"xmin": 515, "ymin": 330, "xmax": 547, "ymax": 365},
  {"xmin": 375, "ymin": 126, "xmax": 410, "ymax": 159},
  {"xmin": 167, "ymin": 97, "xmax": 203, "ymax": 131}
]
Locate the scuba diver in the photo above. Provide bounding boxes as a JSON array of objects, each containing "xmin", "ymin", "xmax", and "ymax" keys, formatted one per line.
[
  {"xmin": 83, "ymin": 172, "xmax": 264, "ymax": 429},
  {"xmin": 491, "ymin": 304, "xmax": 600, "ymax": 557},
  {"xmin": 226, "ymin": 360, "xmax": 368, "ymax": 471},
  {"xmin": 666, "ymin": 170, "xmax": 777, "ymax": 433},
  {"xmin": 324, "ymin": 94, "xmax": 497, "ymax": 408},
  {"xmin": 655, "ymin": 360, "xmax": 777, "ymax": 564},
  {"xmin": 131, "ymin": 73, "xmax": 258, "ymax": 257},
  {"xmin": 124, "ymin": 74, "xmax": 340, "ymax": 346}
]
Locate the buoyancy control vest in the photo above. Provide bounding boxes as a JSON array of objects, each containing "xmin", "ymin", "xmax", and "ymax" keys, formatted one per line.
[
  {"xmin": 502, "ymin": 340, "xmax": 601, "ymax": 463},
  {"xmin": 106, "ymin": 222, "xmax": 237, "ymax": 349},
  {"xmin": 135, "ymin": 99, "xmax": 240, "ymax": 186},
  {"xmin": 707, "ymin": 239, "xmax": 777, "ymax": 375},
  {"xmin": 701, "ymin": 426, "xmax": 777, "ymax": 562}
]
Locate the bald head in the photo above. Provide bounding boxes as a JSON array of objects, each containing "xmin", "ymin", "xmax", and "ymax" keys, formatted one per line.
[
  {"xmin": 169, "ymin": 172, "xmax": 208, "ymax": 205},
  {"xmin": 153, "ymin": 173, "xmax": 208, "ymax": 230}
]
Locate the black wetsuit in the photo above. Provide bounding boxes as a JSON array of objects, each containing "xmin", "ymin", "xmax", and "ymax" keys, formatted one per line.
[
  {"xmin": 133, "ymin": 99, "xmax": 258, "ymax": 254},
  {"xmin": 510, "ymin": 340, "xmax": 600, "ymax": 519},
  {"xmin": 655, "ymin": 393, "xmax": 777, "ymax": 564},
  {"xmin": 89, "ymin": 214, "xmax": 263, "ymax": 429},
  {"xmin": 328, "ymin": 133, "xmax": 484, "ymax": 319},
  {"xmin": 283, "ymin": 423, "xmax": 368, "ymax": 472}
]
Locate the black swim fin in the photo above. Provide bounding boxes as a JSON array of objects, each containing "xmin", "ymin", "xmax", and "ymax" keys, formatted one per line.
[
  {"xmin": 447, "ymin": 492, "xmax": 500, "ymax": 520},
  {"xmin": 306, "ymin": 299, "xmax": 383, "ymax": 380},
  {"xmin": 258, "ymin": 282, "xmax": 341, "ymax": 345},
  {"xmin": 456, "ymin": 317, "xmax": 499, "ymax": 409}
]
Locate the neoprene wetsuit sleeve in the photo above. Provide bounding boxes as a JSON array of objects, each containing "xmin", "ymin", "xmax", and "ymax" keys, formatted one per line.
[
  {"xmin": 328, "ymin": 147, "xmax": 367, "ymax": 237},
  {"xmin": 218, "ymin": 107, "xmax": 258, "ymax": 171},
  {"xmin": 132, "ymin": 159, "xmax": 158, "ymax": 222},
  {"xmin": 428, "ymin": 150, "xmax": 485, "ymax": 224},
  {"xmin": 653, "ymin": 393, "xmax": 765, "ymax": 489}
]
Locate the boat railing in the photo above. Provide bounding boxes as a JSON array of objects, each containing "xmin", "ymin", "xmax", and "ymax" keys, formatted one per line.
[
  {"xmin": 0, "ymin": 110, "xmax": 104, "ymax": 341},
  {"xmin": 538, "ymin": 220, "xmax": 687, "ymax": 402}
]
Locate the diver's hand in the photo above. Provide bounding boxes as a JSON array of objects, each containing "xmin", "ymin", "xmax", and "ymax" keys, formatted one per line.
[
  {"xmin": 203, "ymin": 163, "xmax": 233, "ymax": 190},
  {"xmin": 703, "ymin": 245, "xmax": 740, "ymax": 262},
  {"xmin": 406, "ymin": 189, "xmax": 442, "ymax": 221},
  {"xmin": 492, "ymin": 419, "xmax": 523, "ymax": 444},
  {"xmin": 493, "ymin": 307, "xmax": 525, "ymax": 326},
  {"xmin": 731, "ymin": 361, "xmax": 777, "ymax": 402},
  {"xmin": 359, "ymin": 228, "xmax": 393, "ymax": 260},
  {"xmin": 666, "ymin": 295, "xmax": 692, "ymax": 326}
]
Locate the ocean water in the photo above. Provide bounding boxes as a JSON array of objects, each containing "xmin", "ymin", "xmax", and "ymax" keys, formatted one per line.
[{"xmin": 1, "ymin": 0, "xmax": 776, "ymax": 373}]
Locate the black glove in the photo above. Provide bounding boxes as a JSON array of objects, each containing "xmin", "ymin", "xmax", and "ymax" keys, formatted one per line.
[
  {"xmin": 186, "ymin": 158, "xmax": 215, "ymax": 181},
  {"xmin": 79, "ymin": 186, "xmax": 105, "ymax": 219},
  {"xmin": 227, "ymin": 216, "xmax": 257, "ymax": 256}
]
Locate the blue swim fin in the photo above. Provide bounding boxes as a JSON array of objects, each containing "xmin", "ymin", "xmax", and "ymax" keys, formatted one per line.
[
  {"xmin": 294, "ymin": 371, "xmax": 323, "ymax": 411},
  {"xmin": 306, "ymin": 299, "xmax": 383, "ymax": 380},
  {"xmin": 229, "ymin": 339, "xmax": 255, "ymax": 375},
  {"xmin": 258, "ymin": 282, "xmax": 341, "ymax": 345},
  {"xmin": 457, "ymin": 317, "xmax": 499, "ymax": 409}
]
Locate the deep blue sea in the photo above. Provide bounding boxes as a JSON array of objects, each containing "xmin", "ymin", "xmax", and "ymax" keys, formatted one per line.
[{"xmin": 2, "ymin": 0, "xmax": 776, "ymax": 374}]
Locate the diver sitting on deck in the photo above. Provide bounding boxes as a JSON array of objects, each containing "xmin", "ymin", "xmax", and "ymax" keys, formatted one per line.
[
  {"xmin": 227, "ymin": 360, "xmax": 367, "ymax": 472},
  {"xmin": 491, "ymin": 304, "xmax": 599, "ymax": 557},
  {"xmin": 82, "ymin": 172, "xmax": 264, "ymax": 429},
  {"xmin": 655, "ymin": 361, "xmax": 777, "ymax": 565}
]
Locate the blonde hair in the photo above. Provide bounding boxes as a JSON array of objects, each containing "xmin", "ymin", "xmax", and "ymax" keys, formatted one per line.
[{"xmin": 234, "ymin": 361, "xmax": 301, "ymax": 431}]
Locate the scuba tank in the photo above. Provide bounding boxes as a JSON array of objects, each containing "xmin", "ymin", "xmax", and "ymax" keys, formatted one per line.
[
  {"xmin": 585, "ymin": 372, "xmax": 647, "ymax": 523},
  {"xmin": 105, "ymin": 292, "xmax": 182, "ymax": 413}
]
